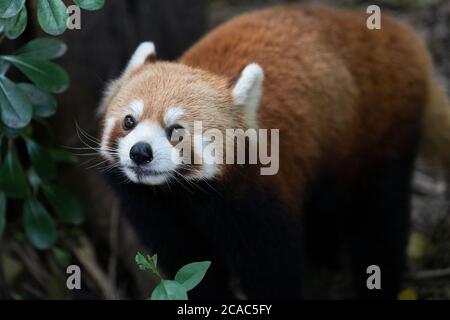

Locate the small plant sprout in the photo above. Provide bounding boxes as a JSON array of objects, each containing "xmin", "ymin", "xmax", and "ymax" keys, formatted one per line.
[{"xmin": 135, "ymin": 252, "xmax": 211, "ymax": 300}]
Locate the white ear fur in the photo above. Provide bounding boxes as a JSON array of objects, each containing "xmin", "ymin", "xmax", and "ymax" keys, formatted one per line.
[
  {"xmin": 232, "ymin": 63, "xmax": 264, "ymax": 121},
  {"xmin": 123, "ymin": 41, "xmax": 156, "ymax": 76},
  {"xmin": 96, "ymin": 42, "xmax": 156, "ymax": 116}
]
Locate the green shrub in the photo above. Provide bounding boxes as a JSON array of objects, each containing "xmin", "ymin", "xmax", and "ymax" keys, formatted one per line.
[{"xmin": 0, "ymin": 0, "xmax": 104, "ymax": 249}]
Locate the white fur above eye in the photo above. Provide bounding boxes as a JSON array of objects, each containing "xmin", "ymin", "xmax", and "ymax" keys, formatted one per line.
[
  {"xmin": 164, "ymin": 107, "xmax": 185, "ymax": 126},
  {"xmin": 123, "ymin": 42, "xmax": 156, "ymax": 76},
  {"xmin": 232, "ymin": 63, "xmax": 264, "ymax": 118},
  {"xmin": 130, "ymin": 99, "xmax": 144, "ymax": 119}
]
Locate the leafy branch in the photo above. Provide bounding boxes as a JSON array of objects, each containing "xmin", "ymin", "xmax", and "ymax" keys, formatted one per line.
[
  {"xmin": 135, "ymin": 252, "xmax": 211, "ymax": 300},
  {"xmin": 0, "ymin": 0, "xmax": 105, "ymax": 39},
  {"xmin": 0, "ymin": 0, "xmax": 103, "ymax": 249}
]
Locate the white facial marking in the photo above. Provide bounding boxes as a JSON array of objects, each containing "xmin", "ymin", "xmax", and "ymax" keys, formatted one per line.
[
  {"xmin": 100, "ymin": 117, "xmax": 116, "ymax": 160},
  {"xmin": 164, "ymin": 107, "xmax": 185, "ymax": 127},
  {"xmin": 117, "ymin": 120, "xmax": 181, "ymax": 185},
  {"xmin": 123, "ymin": 166, "xmax": 168, "ymax": 185},
  {"xmin": 192, "ymin": 121, "xmax": 219, "ymax": 180},
  {"xmin": 129, "ymin": 99, "xmax": 144, "ymax": 119}
]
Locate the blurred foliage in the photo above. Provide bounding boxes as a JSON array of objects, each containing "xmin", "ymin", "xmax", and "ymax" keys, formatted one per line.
[
  {"xmin": 0, "ymin": 1, "xmax": 103, "ymax": 300},
  {"xmin": 398, "ymin": 287, "xmax": 419, "ymax": 300},
  {"xmin": 0, "ymin": 0, "xmax": 104, "ymax": 252}
]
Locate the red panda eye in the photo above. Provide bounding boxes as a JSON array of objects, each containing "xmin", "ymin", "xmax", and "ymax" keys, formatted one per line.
[
  {"xmin": 166, "ymin": 124, "xmax": 185, "ymax": 141},
  {"xmin": 123, "ymin": 115, "xmax": 136, "ymax": 131}
]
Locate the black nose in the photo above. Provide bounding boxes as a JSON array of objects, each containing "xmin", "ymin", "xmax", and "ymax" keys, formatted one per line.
[{"xmin": 130, "ymin": 142, "xmax": 153, "ymax": 165}]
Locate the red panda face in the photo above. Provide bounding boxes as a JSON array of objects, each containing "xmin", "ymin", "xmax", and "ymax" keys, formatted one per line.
[{"xmin": 98, "ymin": 43, "xmax": 264, "ymax": 186}]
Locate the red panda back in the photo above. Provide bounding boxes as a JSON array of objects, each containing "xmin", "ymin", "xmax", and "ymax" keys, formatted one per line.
[{"xmin": 180, "ymin": 5, "xmax": 432, "ymax": 211}]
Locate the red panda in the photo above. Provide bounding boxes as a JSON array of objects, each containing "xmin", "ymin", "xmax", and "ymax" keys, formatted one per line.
[{"xmin": 97, "ymin": 5, "xmax": 450, "ymax": 299}]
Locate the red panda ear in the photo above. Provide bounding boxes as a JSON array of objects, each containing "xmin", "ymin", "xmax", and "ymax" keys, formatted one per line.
[
  {"xmin": 96, "ymin": 42, "xmax": 156, "ymax": 116},
  {"xmin": 123, "ymin": 42, "xmax": 157, "ymax": 77},
  {"xmin": 232, "ymin": 63, "xmax": 264, "ymax": 126}
]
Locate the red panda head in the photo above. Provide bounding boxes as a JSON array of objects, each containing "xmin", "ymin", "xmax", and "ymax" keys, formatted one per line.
[{"xmin": 98, "ymin": 42, "xmax": 264, "ymax": 186}]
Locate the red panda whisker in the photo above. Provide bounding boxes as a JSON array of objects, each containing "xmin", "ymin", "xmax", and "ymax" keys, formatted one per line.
[
  {"xmin": 76, "ymin": 132, "xmax": 101, "ymax": 151},
  {"xmin": 65, "ymin": 146, "xmax": 117, "ymax": 152},
  {"xmin": 75, "ymin": 126, "xmax": 105, "ymax": 153},
  {"xmin": 83, "ymin": 158, "xmax": 111, "ymax": 170},
  {"xmin": 171, "ymin": 171, "xmax": 195, "ymax": 194},
  {"xmin": 75, "ymin": 122, "xmax": 102, "ymax": 144}
]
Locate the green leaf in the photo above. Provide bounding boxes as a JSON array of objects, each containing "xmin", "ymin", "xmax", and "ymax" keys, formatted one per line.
[
  {"xmin": 37, "ymin": 0, "xmax": 67, "ymax": 36},
  {"xmin": 73, "ymin": 0, "xmax": 105, "ymax": 11},
  {"xmin": 150, "ymin": 280, "xmax": 188, "ymax": 300},
  {"xmin": 52, "ymin": 247, "xmax": 70, "ymax": 268},
  {"xmin": 2, "ymin": 6, "xmax": 27, "ymax": 40},
  {"xmin": 150, "ymin": 254, "xmax": 158, "ymax": 269},
  {"xmin": 1, "ymin": 125, "xmax": 24, "ymax": 138},
  {"xmin": 24, "ymin": 197, "xmax": 56, "ymax": 250},
  {"xmin": 42, "ymin": 184, "xmax": 83, "ymax": 225},
  {"xmin": 0, "ymin": 76, "xmax": 32, "ymax": 128},
  {"xmin": 174, "ymin": 261, "xmax": 211, "ymax": 291},
  {"xmin": 18, "ymin": 83, "xmax": 57, "ymax": 118},
  {"xmin": 0, "ymin": 0, "xmax": 25, "ymax": 19},
  {"xmin": 0, "ymin": 147, "xmax": 28, "ymax": 198},
  {"xmin": 135, "ymin": 252, "xmax": 161, "ymax": 277},
  {"xmin": 135, "ymin": 252, "xmax": 152, "ymax": 270},
  {"xmin": 0, "ymin": 192, "xmax": 6, "ymax": 239},
  {"xmin": 0, "ymin": 61, "xmax": 10, "ymax": 76},
  {"xmin": 25, "ymin": 139, "xmax": 57, "ymax": 179},
  {"xmin": 1, "ymin": 56, "xmax": 69, "ymax": 93},
  {"xmin": 27, "ymin": 168, "xmax": 41, "ymax": 192},
  {"xmin": 16, "ymin": 38, "xmax": 67, "ymax": 60}
]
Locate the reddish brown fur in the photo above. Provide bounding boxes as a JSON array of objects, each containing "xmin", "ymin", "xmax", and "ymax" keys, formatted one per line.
[
  {"xmin": 180, "ymin": 4, "xmax": 434, "ymax": 211},
  {"xmin": 100, "ymin": 5, "xmax": 444, "ymax": 214}
]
